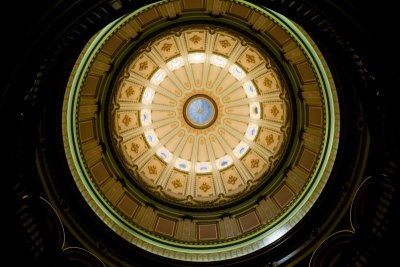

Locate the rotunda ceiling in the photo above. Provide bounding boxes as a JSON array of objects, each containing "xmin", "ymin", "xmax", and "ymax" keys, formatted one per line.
[
  {"xmin": 110, "ymin": 25, "xmax": 291, "ymax": 208},
  {"xmin": 62, "ymin": 0, "xmax": 339, "ymax": 262}
]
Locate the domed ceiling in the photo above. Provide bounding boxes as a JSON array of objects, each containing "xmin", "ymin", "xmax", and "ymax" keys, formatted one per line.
[
  {"xmin": 63, "ymin": 0, "xmax": 339, "ymax": 262},
  {"xmin": 110, "ymin": 25, "xmax": 291, "ymax": 208}
]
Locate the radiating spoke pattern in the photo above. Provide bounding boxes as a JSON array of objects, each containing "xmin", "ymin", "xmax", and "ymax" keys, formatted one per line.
[{"xmin": 111, "ymin": 27, "xmax": 291, "ymax": 207}]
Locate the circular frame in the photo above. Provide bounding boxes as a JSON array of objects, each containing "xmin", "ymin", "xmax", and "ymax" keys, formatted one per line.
[
  {"xmin": 183, "ymin": 94, "xmax": 218, "ymax": 129},
  {"xmin": 62, "ymin": 0, "xmax": 339, "ymax": 262}
]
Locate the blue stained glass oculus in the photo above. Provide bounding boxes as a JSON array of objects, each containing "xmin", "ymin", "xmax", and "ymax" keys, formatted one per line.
[{"xmin": 184, "ymin": 95, "xmax": 217, "ymax": 128}]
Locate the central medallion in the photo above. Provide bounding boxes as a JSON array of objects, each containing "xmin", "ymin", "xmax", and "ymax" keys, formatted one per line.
[{"xmin": 183, "ymin": 94, "xmax": 217, "ymax": 129}]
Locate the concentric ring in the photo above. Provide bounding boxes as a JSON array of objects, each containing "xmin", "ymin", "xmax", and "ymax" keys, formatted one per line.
[
  {"xmin": 63, "ymin": 0, "xmax": 339, "ymax": 262},
  {"xmin": 109, "ymin": 27, "xmax": 291, "ymax": 206}
]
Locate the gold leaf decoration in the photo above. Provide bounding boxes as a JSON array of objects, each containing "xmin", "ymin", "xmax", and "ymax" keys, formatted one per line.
[
  {"xmin": 246, "ymin": 54, "xmax": 255, "ymax": 63},
  {"xmin": 125, "ymin": 86, "xmax": 135, "ymax": 98},
  {"xmin": 190, "ymin": 35, "xmax": 201, "ymax": 44},
  {"xmin": 131, "ymin": 142, "xmax": 139, "ymax": 153},
  {"xmin": 122, "ymin": 115, "xmax": 131, "ymax": 127},
  {"xmin": 265, "ymin": 134, "xmax": 274, "ymax": 145},
  {"xmin": 148, "ymin": 165, "xmax": 157, "ymax": 175},
  {"xmin": 172, "ymin": 179, "xmax": 183, "ymax": 188},
  {"xmin": 263, "ymin": 77, "xmax": 272, "ymax": 88},
  {"xmin": 227, "ymin": 175, "xmax": 237, "ymax": 185},
  {"xmin": 199, "ymin": 182, "xmax": 211, "ymax": 192},
  {"xmin": 250, "ymin": 159, "xmax": 259, "ymax": 168},
  {"xmin": 139, "ymin": 61, "xmax": 148, "ymax": 71},
  {"xmin": 270, "ymin": 105, "xmax": 279, "ymax": 117},
  {"xmin": 161, "ymin": 43, "xmax": 172, "ymax": 52},
  {"xmin": 219, "ymin": 39, "xmax": 231, "ymax": 48}
]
